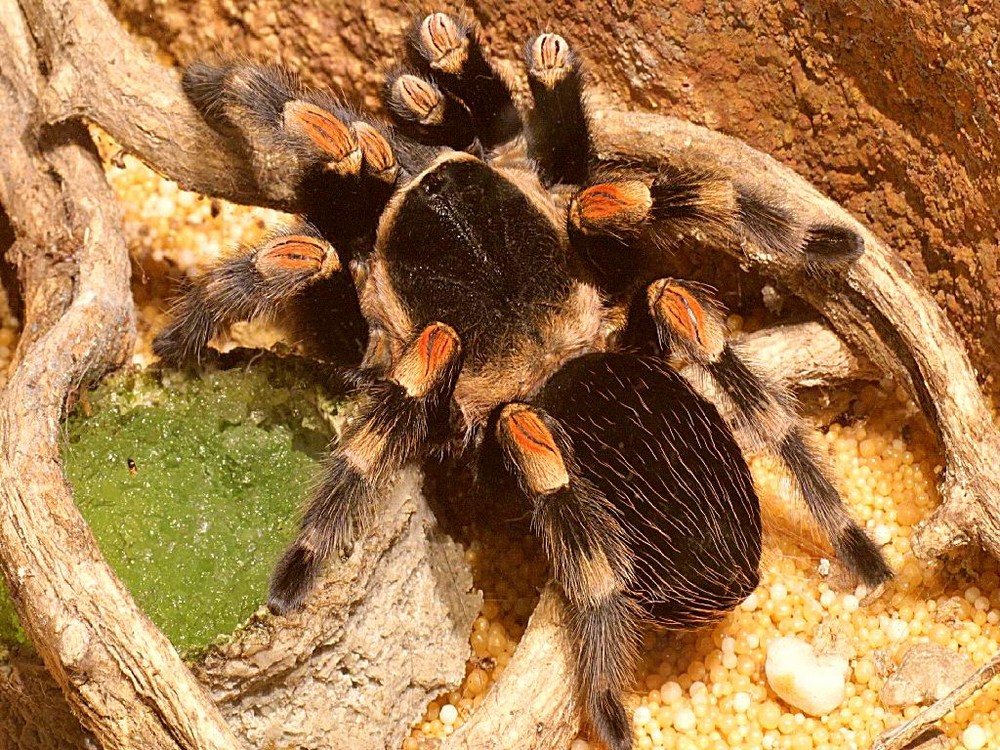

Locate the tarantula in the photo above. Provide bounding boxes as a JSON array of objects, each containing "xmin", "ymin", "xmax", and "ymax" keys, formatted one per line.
[{"xmin": 153, "ymin": 14, "xmax": 893, "ymax": 750}]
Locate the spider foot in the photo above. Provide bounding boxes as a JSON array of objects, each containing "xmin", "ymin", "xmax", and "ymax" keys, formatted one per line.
[{"xmin": 396, "ymin": 12, "xmax": 521, "ymax": 150}]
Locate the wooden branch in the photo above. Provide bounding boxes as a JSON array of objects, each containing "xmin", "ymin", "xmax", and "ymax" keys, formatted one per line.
[
  {"xmin": 0, "ymin": 1, "xmax": 242, "ymax": 747},
  {"xmin": 20, "ymin": 0, "xmax": 267, "ymax": 208},
  {"xmin": 594, "ymin": 110, "xmax": 1000, "ymax": 568},
  {"xmin": 195, "ymin": 466, "xmax": 479, "ymax": 750},
  {"xmin": 872, "ymin": 651, "xmax": 1000, "ymax": 750},
  {"xmin": 442, "ymin": 586, "xmax": 579, "ymax": 750}
]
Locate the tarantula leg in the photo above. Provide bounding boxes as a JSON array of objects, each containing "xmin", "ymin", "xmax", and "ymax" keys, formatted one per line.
[
  {"xmin": 405, "ymin": 13, "xmax": 521, "ymax": 149},
  {"xmin": 496, "ymin": 403, "xmax": 640, "ymax": 750},
  {"xmin": 567, "ymin": 169, "xmax": 738, "ymax": 293},
  {"xmin": 647, "ymin": 278, "xmax": 893, "ymax": 588},
  {"xmin": 152, "ymin": 228, "xmax": 343, "ymax": 366},
  {"xmin": 525, "ymin": 33, "xmax": 591, "ymax": 186},
  {"xmin": 182, "ymin": 61, "xmax": 399, "ymax": 249},
  {"xmin": 268, "ymin": 323, "xmax": 462, "ymax": 614},
  {"xmin": 383, "ymin": 69, "xmax": 476, "ymax": 149}
]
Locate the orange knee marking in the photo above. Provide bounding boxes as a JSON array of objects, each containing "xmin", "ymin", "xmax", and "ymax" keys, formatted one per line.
[
  {"xmin": 351, "ymin": 122, "xmax": 398, "ymax": 182},
  {"xmin": 649, "ymin": 281, "xmax": 707, "ymax": 347},
  {"xmin": 505, "ymin": 407, "xmax": 559, "ymax": 459},
  {"xmin": 571, "ymin": 181, "xmax": 652, "ymax": 233},
  {"xmin": 259, "ymin": 235, "xmax": 338, "ymax": 274},
  {"xmin": 392, "ymin": 75, "xmax": 444, "ymax": 126},
  {"xmin": 417, "ymin": 323, "xmax": 460, "ymax": 379},
  {"xmin": 285, "ymin": 101, "xmax": 360, "ymax": 169},
  {"xmin": 393, "ymin": 323, "xmax": 460, "ymax": 398},
  {"xmin": 499, "ymin": 405, "xmax": 570, "ymax": 495}
]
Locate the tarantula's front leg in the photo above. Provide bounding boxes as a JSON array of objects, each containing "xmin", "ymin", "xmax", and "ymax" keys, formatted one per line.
[
  {"xmin": 646, "ymin": 278, "xmax": 894, "ymax": 588},
  {"xmin": 496, "ymin": 403, "xmax": 641, "ymax": 750},
  {"xmin": 183, "ymin": 61, "xmax": 399, "ymax": 250},
  {"xmin": 152, "ymin": 228, "xmax": 352, "ymax": 366},
  {"xmin": 525, "ymin": 33, "xmax": 591, "ymax": 186},
  {"xmin": 404, "ymin": 13, "xmax": 521, "ymax": 150},
  {"xmin": 268, "ymin": 323, "xmax": 461, "ymax": 614}
]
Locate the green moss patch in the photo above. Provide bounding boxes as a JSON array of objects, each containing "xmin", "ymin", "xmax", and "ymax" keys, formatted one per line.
[{"xmin": 0, "ymin": 354, "xmax": 339, "ymax": 652}]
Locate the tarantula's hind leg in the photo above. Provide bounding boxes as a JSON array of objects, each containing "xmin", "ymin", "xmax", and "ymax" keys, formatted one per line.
[
  {"xmin": 152, "ymin": 227, "xmax": 349, "ymax": 366},
  {"xmin": 268, "ymin": 323, "xmax": 462, "ymax": 614},
  {"xmin": 495, "ymin": 403, "xmax": 640, "ymax": 750},
  {"xmin": 647, "ymin": 278, "xmax": 893, "ymax": 589},
  {"xmin": 401, "ymin": 13, "xmax": 522, "ymax": 150},
  {"xmin": 525, "ymin": 33, "xmax": 591, "ymax": 186}
]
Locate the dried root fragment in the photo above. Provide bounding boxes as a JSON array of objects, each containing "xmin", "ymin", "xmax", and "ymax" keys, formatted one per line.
[{"xmin": 873, "ymin": 651, "xmax": 1000, "ymax": 750}]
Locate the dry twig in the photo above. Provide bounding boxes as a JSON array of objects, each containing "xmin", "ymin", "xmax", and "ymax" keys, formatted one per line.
[{"xmin": 872, "ymin": 651, "xmax": 1000, "ymax": 750}]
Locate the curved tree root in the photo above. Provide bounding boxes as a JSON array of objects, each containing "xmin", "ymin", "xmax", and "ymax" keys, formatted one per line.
[{"xmin": 0, "ymin": 4, "xmax": 239, "ymax": 748}]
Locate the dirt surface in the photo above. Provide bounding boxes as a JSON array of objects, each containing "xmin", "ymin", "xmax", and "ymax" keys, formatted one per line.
[{"xmin": 108, "ymin": 0, "xmax": 999, "ymax": 392}]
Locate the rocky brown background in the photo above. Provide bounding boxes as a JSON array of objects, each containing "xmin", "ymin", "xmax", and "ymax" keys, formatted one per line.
[{"xmin": 110, "ymin": 0, "xmax": 999, "ymax": 392}]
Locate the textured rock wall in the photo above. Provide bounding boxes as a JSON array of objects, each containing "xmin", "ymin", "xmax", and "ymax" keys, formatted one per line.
[{"xmin": 110, "ymin": 0, "xmax": 999, "ymax": 391}]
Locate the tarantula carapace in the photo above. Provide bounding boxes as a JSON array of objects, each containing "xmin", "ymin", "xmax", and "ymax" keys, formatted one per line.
[{"xmin": 153, "ymin": 13, "xmax": 892, "ymax": 750}]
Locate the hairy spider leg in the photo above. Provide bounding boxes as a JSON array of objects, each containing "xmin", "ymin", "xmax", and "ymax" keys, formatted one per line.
[
  {"xmin": 152, "ymin": 228, "xmax": 362, "ymax": 366},
  {"xmin": 524, "ymin": 33, "xmax": 591, "ymax": 186},
  {"xmin": 182, "ymin": 61, "xmax": 401, "ymax": 259},
  {"xmin": 646, "ymin": 278, "xmax": 893, "ymax": 588},
  {"xmin": 489, "ymin": 354, "xmax": 763, "ymax": 750},
  {"xmin": 494, "ymin": 400, "xmax": 641, "ymax": 750},
  {"xmin": 567, "ymin": 168, "xmax": 738, "ymax": 295},
  {"xmin": 567, "ymin": 164, "xmax": 867, "ymax": 296},
  {"xmin": 404, "ymin": 13, "xmax": 522, "ymax": 150},
  {"xmin": 268, "ymin": 323, "xmax": 462, "ymax": 614}
]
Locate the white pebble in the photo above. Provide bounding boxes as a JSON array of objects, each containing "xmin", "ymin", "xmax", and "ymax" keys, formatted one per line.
[
  {"xmin": 740, "ymin": 592, "xmax": 760, "ymax": 611},
  {"xmin": 733, "ymin": 692, "xmax": 752, "ymax": 712},
  {"xmin": 884, "ymin": 617, "xmax": 909, "ymax": 642},
  {"xmin": 765, "ymin": 636, "xmax": 849, "ymax": 716},
  {"xmin": 672, "ymin": 707, "xmax": 696, "ymax": 732},
  {"xmin": 721, "ymin": 636, "xmax": 737, "ymax": 655},
  {"xmin": 842, "ymin": 594, "xmax": 860, "ymax": 612},
  {"xmin": 439, "ymin": 703, "xmax": 458, "ymax": 725},
  {"xmin": 570, "ymin": 740, "xmax": 591, "ymax": 750},
  {"xmin": 962, "ymin": 723, "xmax": 987, "ymax": 750},
  {"xmin": 770, "ymin": 583, "xmax": 788, "ymax": 602}
]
